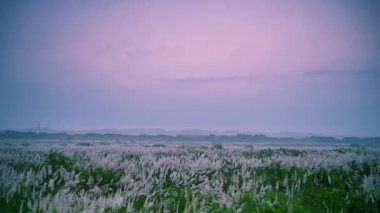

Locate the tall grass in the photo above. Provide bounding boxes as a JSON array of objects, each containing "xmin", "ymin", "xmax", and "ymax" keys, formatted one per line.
[{"xmin": 0, "ymin": 140, "xmax": 379, "ymax": 212}]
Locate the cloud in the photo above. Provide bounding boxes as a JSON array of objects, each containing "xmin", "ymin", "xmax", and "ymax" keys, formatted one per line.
[
  {"xmin": 302, "ymin": 69, "xmax": 380, "ymax": 78},
  {"xmin": 163, "ymin": 75, "xmax": 245, "ymax": 84}
]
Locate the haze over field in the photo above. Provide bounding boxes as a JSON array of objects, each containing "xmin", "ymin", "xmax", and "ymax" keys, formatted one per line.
[{"xmin": 1, "ymin": 0, "xmax": 379, "ymax": 136}]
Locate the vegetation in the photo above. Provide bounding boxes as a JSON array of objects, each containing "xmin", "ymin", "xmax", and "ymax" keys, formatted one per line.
[{"xmin": 0, "ymin": 139, "xmax": 379, "ymax": 212}]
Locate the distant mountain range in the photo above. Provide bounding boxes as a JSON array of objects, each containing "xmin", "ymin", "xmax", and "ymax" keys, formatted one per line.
[
  {"xmin": 0, "ymin": 128, "xmax": 326, "ymax": 138},
  {"xmin": 0, "ymin": 129, "xmax": 379, "ymax": 143},
  {"xmin": 1, "ymin": 127, "xmax": 240, "ymax": 135}
]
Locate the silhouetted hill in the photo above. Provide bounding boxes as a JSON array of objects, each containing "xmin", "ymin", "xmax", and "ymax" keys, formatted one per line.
[{"xmin": 0, "ymin": 130, "xmax": 379, "ymax": 143}]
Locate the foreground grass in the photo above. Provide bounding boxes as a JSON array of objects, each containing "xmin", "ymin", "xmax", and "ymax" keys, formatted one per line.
[{"xmin": 0, "ymin": 143, "xmax": 379, "ymax": 212}]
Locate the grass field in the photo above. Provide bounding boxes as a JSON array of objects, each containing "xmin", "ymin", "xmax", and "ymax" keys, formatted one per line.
[{"xmin": 1, "ymin": 137, "xmax": 379, "ymax": 212}]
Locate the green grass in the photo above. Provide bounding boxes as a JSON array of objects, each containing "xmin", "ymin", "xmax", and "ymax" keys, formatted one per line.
[
  {"xmin": 1, "ymin": 146, "xmax": 379, "ymax": 212},
  {"xmin": 242, "ymin": 148, "xmax": 306, "ymax": 159}
]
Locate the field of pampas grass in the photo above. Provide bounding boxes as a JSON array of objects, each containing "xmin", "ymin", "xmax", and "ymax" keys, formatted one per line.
[{"xmin": 1, "ymin": 139, "xmax": 379, "ymax": 212}]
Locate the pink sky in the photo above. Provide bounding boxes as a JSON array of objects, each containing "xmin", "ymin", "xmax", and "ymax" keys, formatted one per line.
[{"xmin": 1, "ymin": 0, "xmax": 379, "ymax": 136}]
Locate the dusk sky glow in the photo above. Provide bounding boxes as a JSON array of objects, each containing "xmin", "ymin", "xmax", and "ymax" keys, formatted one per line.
[{"xmin": 1, "ymin": 0, "xmax": 379, "ymax": 136}]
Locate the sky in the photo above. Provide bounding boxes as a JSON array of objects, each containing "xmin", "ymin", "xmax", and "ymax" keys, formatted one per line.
[{"xmin": 1, "ymin": 0, "xmax": 379, "ymax": 136}]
